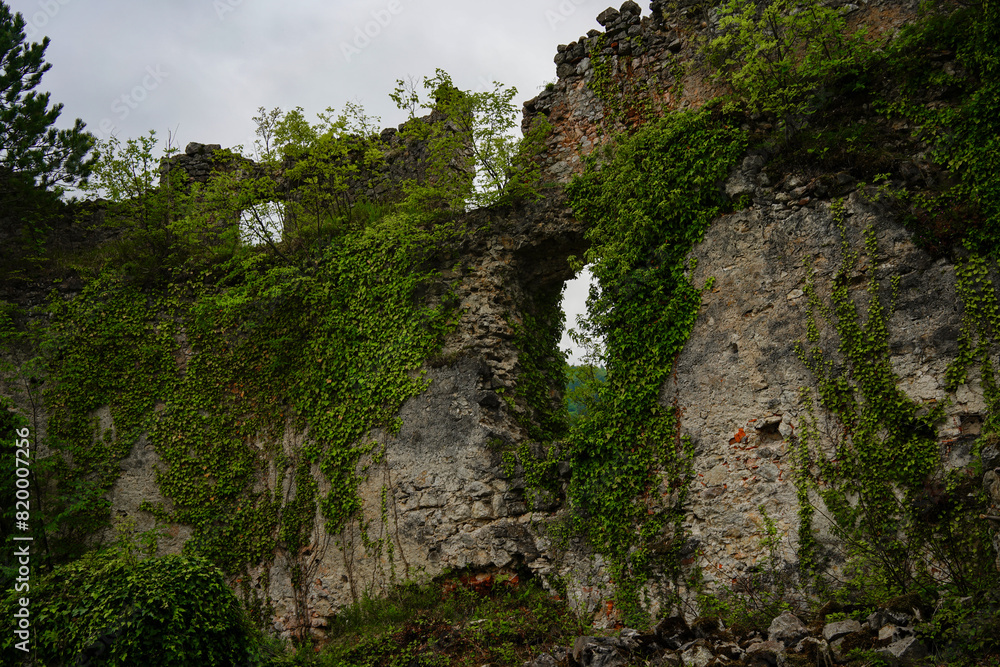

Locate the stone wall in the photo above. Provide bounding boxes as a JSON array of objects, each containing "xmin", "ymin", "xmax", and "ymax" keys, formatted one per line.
[
  {"xmin": 264, "ymin": 195, "xmax": 584, "ymax": 636},
  {"xmin": 671, "ymin": 167, "xmax": 980, "ymax": 590},
  {"xmin": 521, "ymin": 0, "xmax": 920, "ymax": 184},
  {"xmin": 8, "ymin": 0, "xmax": 999, "ymax": 642},
  {"xmin": 89, "ymin": 193, "xmax": 589, "ymax": 638},
  {"xmin": 158, "ymin": 142, "xmax": 225, "ymax": 184},
  {"xmin": 514, "ymin": 0, "xmax": 995, "ymax": 614},
  {"xmin": 158, "ymin": 110, "xmax": 474, "ymax": 216}
]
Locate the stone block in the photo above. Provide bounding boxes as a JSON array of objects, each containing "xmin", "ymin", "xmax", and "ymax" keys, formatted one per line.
[
  {"xmin": 768, "ymin": 611, "xmax": 809, "ymax": 646},
  {"xmin": 823, "ymin": 619, "xmax": 861, "ymax": 643}
]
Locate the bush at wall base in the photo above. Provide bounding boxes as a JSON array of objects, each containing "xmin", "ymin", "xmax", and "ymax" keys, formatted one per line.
[{"xmin": 2, "ymin": 551, "xmax": 260, "ymax": 666}]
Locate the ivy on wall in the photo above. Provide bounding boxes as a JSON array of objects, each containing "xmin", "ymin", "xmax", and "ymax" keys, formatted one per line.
[
  {"xmin": 12, "ymin": 209, "xmax": 459, "ymax": 641},
  {"xmin": 794, "ymin": 205, "xmax": 998, "ymax": 600},
  {"xmin": 947, "ymin": 251, "xmax": 1000, "ymax": 433},
  {"xmin": 0, "ymin": 70, "xmax": 553, "ymax": 646},
  {"xmin": 586, "ymin": 33, "xmax": 682, "ymax": 128},
  {"xmin": 563, "ymin": 106, "xmax": 747, "ymax": 624}
]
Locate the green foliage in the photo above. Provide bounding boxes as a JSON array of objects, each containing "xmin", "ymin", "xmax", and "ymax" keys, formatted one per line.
[
  {"xmin": 565, "ymin": 365, "xmax": 606, "ymax": 425},
  {"xmin": 564, "ymin": 106, "xmax": 747, "ymax": 623},
  {"xmin": 872, "ymin": 0, "xmax": 1000, "ymax": 257},
  {"xmin": 916, "ymin": 592, "xmax": 1000, "ymax": 664},
  {"xmin": 391, "ymin": 69, "xmax": 550, "ymax": 210},
  {"xmin": 936, "ymin": 24, "xmax": 1000, "ymax": 256},
  {"xmin": 0, "ymin": 1, "xmax": 95, "ymax": 277},
  {"xmin": 947, "ymin": 252, "xmax": 1000, "ymax": 432},
  {"xmin": 0, "ymin": 1, "xmax": 95, "ymax": 200},
  {"xmin": 235, "ymin": 103, "xmax": 386, "ymax": 250},
  {"xmin": 794, "ymin": 207, "xmax": 998, "ymax": 600},
  {"xmin": 82, "ymin": 131, "xmax": 201, "ymax": 281},
  {"xmin": 38, "ymin": 210, "xmax": 455, "ymax": 573},
  {"xmin": 0, "ymin": 545, "xmax": 258, "ymax": 666},
  {"xmin": 312, "ymin": 571, "xmax": 589, "ymax": 667},
  {"xmin": 36, "ymin": 276, "xmax": 179, "ymax": 555},
  {"xmin": 510, "ymin": 292, "xmax": 570, "ymax": 444},
  {"xmin": 705, "ymin": 0, "xmax": 872, "ymax": 128},
  {"xmin": 9, "ymin": 132, "xmax": 459, "ymax": 637}
]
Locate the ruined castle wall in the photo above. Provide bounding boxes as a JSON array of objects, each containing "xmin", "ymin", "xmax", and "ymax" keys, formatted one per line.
[
  {"xmin": 9, "ymin": 0, "xmax": 997, "ymax": 641},
  {"xmin": 517, "ymin": 0, "xmax": 987, "ymax": 611},
  {"xmin": 672, "ymin": 170, "xmax": 982, "ymax": 589},
  {"xmin": 158, "ymin": 110, "xmax": 473, "ymax": 212},
  {"xmin": 523, "ymin": 0, "xmax": 920, "ymax": 184}
]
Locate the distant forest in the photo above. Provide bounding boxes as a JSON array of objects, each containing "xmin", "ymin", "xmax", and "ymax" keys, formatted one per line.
[{"xmin": 565, "ymin": 365, "xmax": 605, "ymax": 423}]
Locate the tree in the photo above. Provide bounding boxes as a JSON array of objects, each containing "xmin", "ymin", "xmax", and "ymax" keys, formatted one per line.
[
  {"xmin": 705, "ymin": 0, "xmax": 871, "ymax": 133},
  {"xmin": 0, "ymin": 1, "xmax": 95, "ymax": 217},
  {"xmin": 82, "ymin": 131, "xmax": 198, "ymax": 281},
  {"xmin": 391, "ymin": 69, "xmax": 551, "ymax": 211}
]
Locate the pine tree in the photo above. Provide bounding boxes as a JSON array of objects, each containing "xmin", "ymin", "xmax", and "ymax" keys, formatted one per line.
[{"xmin": 0, "ymin": 0, "xmax": 95, "ymax": 220}]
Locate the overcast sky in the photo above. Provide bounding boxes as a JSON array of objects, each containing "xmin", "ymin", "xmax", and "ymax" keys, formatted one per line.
[{"xmin": 8, "ymin": 0, "xmax": 612, "ymax": 363}]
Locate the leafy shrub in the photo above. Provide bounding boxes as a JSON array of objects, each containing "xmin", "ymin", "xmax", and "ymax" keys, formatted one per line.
[
  {"xmin": 315, "ymin": 570, "xmax": 587, "ymax": 667},
  {"xmin": 705, "ymin": 0, "xmax": 873, "ymax": 130},
  {"xmin": 916, "ymin": 593, "xmax": 1000, "ymax": 663},
  {"xmin": 0, "ymin": 550, "xmax": 259, "ymax": 666},
  {"xmin": 564, "ymin": 106, "xmax": 747, "ymax": 623}
]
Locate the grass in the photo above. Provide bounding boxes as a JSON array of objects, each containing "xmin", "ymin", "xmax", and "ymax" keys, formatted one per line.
[{"xmin": 261, "ymin": 568, "xmax": 593, "ymax": 667}]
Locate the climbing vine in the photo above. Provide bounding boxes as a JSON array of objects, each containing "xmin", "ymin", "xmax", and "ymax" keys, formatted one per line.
[
  {"xmin": 564, "ymin": 105, "xmax": 747, "ymax": 623},
  {"xmin": 0, "ymin": 70, "xmax": 556, "ymax": 642},
  {"xmin": 868, "ymin": 0, "xmax": 1000, "ymax": 256},
  {"xmin": 587, "ymin": 34, "xmax": 679, "ymax": 128},
  {"xmin": 501, "ymin": 298, "xmax": 570, "ymax": 510},
  {"xmin": 946, "ymin": 250, "xmax": 1000, "ymax": 432},
  {"xmin": 793, "ymin": 203, "xmax": 997, "ymax": 600},
  {"xmin": 14, "ymin": 198, "xmax": 460, "ymax": 640}
]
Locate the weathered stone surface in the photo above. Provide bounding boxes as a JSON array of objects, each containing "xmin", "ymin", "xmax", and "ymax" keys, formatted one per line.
[
  {"xmin": 522, "ymin": 0, "xmax": 919, "ymax": 186},
  {"xmin": 103, "ymin": 430, "xmax": 191, "ymax": 555},
  {"xmin": 768, "ymin": 611, "xmax": 810, "ymax": 646},
  {"xmin": 620, "ymin": 1, "xmax": 641, "ymax": 15},
  {"xmin": 823, "ymin": 619, "xmax": 861, "ymax": 643},
  {"xmin": 878, "ymin": 636, "xmax": 928, "ymax": 665},
  {"xmin": 877, "ymin": 624, "xmax": 911, "ymax": 643},
  {"xmin": 596, "ymin": 7, "xmax": 621, "ymax": 26},
  {"xmin": 651, "ymin": 651, "xmax": 683, "ymax": 667},
  {"xmin": 869, "ymin": 608, "xmax": 915, "ymax": 631},
  {"xmin": 526, "ymin": 653, "xmax": 560, "ymax": 667},
  {"xmin": 792, "ymin": 637, "xmax": 830, "ymax": 664},
  {"xmin": 681, "ymin": 640, "xmax": 715, "ymax": 667},
  {"xmin": 574, "ymin": 636, "xmax": 627, "ymax": 667},
  {"xmin": 745, "ymin": 640, "xmax": 784, "ymax": 665},
  {"xmin": 671, "ymin": 186, "xmax": 971, "ymax": 593},
  {"xmin": 7, "ymin": 0, "xmax": 982, "ymax": 642}
]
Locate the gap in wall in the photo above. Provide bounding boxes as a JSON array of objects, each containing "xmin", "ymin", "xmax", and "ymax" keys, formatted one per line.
[{"xmin": 559, "ymin": 265, "xmax": 598, "ymax": 366}]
